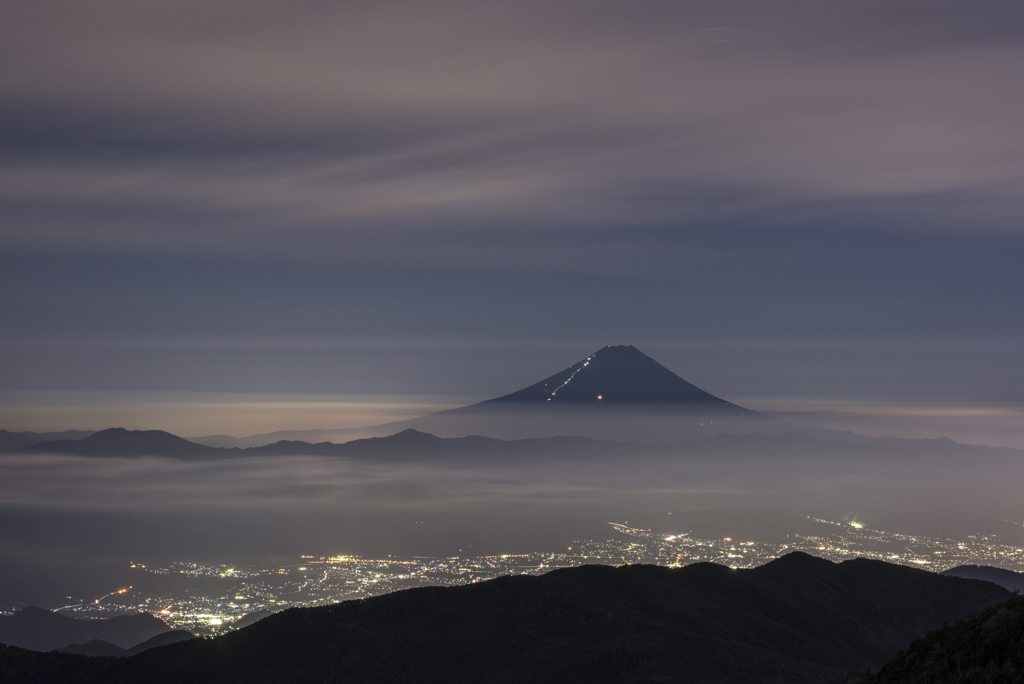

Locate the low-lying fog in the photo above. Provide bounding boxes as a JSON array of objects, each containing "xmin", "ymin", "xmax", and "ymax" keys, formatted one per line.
[{"xmin": 3, "ymin": 441, "xmax": 1022, "ymax": 584}]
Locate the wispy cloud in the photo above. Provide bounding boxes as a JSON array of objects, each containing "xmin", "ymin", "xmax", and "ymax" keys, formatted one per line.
[{"xmin": 3, "ymin": 0, "xmax": 1024, "ymax": 260}]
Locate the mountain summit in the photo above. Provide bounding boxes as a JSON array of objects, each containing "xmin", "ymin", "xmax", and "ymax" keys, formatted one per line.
[
  {"xmin": 407, "ymin": 344, "xmax": 775, "ymax": 440},
  {"xmin": 486, "ymin": 345, "xmax": 732, "ymax": 405}
]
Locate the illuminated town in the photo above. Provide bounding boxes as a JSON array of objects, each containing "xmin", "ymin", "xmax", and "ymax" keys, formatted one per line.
[{"xmin": 23, "ymin": 518, "xmax": 1024, "ymax": 635}]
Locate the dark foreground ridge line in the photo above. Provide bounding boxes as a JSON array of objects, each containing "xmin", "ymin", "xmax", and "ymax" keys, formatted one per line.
[
  {"xmin": 0, "ymin": 552, "xmax": 1011, "ymax": 684},
  {"xmin": 874, "ymin": 593, "xmax": 1024, "ymax": 683}
]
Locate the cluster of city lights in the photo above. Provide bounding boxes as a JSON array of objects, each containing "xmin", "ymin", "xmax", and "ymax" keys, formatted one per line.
[{"xmin": 14, "ymin": 518, "xmax": 1021, "ymax": 635}]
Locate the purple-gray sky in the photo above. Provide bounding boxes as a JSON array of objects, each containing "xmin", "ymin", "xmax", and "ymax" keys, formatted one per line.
[{"xmin": 2, "ymin": 0, "xmax": 1023, "ymax": 443}]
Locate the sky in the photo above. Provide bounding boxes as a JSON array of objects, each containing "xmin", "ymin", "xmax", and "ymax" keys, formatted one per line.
[{"xmin": 2, "ymin": 0, "xmax": 1023, "ymax": 444}]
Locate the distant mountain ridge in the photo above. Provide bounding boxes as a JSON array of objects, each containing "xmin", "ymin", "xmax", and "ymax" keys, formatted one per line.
[
  {"xmin": 16, "ymin": 425, "xmax": 1024, "ymax": 465},
  {"xmin": 57, "ymin": 630, "xmax": 194, "ymax": 657},
  {"xmin": 0, "ymin": 430, "xmax": 95, "ymax": 453},
  {"xmin": 0, "ymin": 606, "xmax": 171, "ymax": 652},
  {"xmin": 7, "ymin": 345, "xmax": 774, "ymax": 449},
  {"xmin": 8, "ymin": 346, "xmax": 1015, "ymax": 456},
  {"xmin": 10, "ymin": 345, "xmax": 984, "ymax": 448},
  {"xmin": 0, "ymin": 553, "xmax": 1011, "ymax": 683},
  {"xmin": 3, "ymin": 346, "xmax": 1008, "ymax": 450},
  {"xmin": 17, "ymin": 428, "xmax": 219, "ymax": 458},
  {"xmin": 942, "ymin": 565, "xmax": 1024, "ymax": 593}
]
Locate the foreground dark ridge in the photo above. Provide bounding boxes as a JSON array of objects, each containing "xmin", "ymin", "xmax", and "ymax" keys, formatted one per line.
[
  {"xmin": 875, "ymin": 594, "xmax": 1024, "ymax": 683},
  {"xmin": 0, "ymin": 553, "xmax": 1010, "ymax": 684}
]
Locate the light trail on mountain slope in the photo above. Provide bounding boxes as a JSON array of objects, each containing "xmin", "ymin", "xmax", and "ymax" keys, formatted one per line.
[{"xmin": 549, "ymin": 356, "xmax": 592, "ymax": 400}]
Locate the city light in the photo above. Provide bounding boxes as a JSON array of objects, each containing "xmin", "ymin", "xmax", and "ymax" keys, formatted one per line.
[{"xmin": 27, "ymin": 518, "xmax": 1022, "ymax": 636}]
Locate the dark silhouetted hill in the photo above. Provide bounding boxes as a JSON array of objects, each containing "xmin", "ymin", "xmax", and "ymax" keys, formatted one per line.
[
  {"xmin": 0, "ymin": 606, "xmax": 170, "ymax": 652},
  {"xmin": 0, "ymin": 553, "xmax": 1010, "ymax": 683},
  {"xmin": 942, "ymin": 565, "xmax": 1024, "ymax": 594},
  {"xmin": 17, "ymin": 428, "xmax": 222, "ymax": 458},
  {"xmin": 875, "ymin": 594, "xmax": 1024, "ymax": 683},
  {"xmin": 56, "ymin": 630, "xmax": 194, "ymax": 657},
  {"xmin": 0, "ymin": 643, "xmax": 112, "ymax": 682},
  {"xmin": 227, "ymin": 609, "xmax": 277, "ymax": 631},
  {"xmin": 0, "ymin": 430, "xmax": 93, "ymax": 453},
  {"xmin": 120, "ymin": 630, "xmax": 193, "ymax": 656},
  {"xmin": 56, "ymin": 639, "xmax": 124, "ymax": 657}
]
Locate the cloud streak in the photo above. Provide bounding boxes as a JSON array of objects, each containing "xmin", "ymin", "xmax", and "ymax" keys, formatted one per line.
[{"xmin": 3, "ymin": 0, "xmax": 1024, "ymax": 260}]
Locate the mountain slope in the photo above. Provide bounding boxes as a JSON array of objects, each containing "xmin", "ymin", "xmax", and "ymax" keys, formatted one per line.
[
  {"xmin": 449, "ymin": 345, "xmax": 767, "ymax": 422},
  {"xmin": 0, "ymin": 553, "xmax": 1011, "ymax": 683},
  {"xmin": 485, "ymin": 344, "xmax": 737, "ymax": 404},
  {"xmin": 875, "ymin": 594, "xmax": 1024, "ymax": 683},
  {"xmin": 17, "ymin": 424, "xmax": 1024, "ymax": 464},
  {"xmin": 378, "ymin": 345, "xmax": 779, "ymax": 441}
]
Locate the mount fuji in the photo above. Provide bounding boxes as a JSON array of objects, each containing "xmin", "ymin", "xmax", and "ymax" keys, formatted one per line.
[
  {"xmin": 194, "ymin": 345, "xmax": 783, "ymax": 446},
  {"xmin": 483, "ymin": 344, "xmax": 747, "ymax": 406}
]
